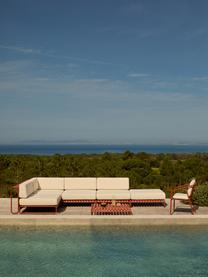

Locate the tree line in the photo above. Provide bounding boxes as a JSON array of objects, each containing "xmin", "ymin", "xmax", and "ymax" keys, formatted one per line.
[{"xmin": 0, "ymin": 151, "xmax": 208, "ymax": 204}]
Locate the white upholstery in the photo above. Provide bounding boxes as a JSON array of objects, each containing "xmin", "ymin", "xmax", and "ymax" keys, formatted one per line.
[
  {"xmin": 37, "ymin": 177, "xmax": 64, "ymax": 190},
  {"xmin": 97, "ymin": 178, "xmax": 129, "ymax": 190},
  {"xmin": 19, "ymin": 178, "xmax": 39, "ymax": 198},
  {"xmin": 130, "ymin": 189, "xmax": 166, "ymax": 200},
  {"xmin": 36, "ymin": 190, "xmax": 63, "ymax": 196},
  {"xmin": 187, "ymin": 179, "xmax": 196, "ymax": 197},
  {"xmin": 62, "ymin": 190, "xmax": 96, "ymax": 200},
  {"xmin": 19, "ymin": 177, "xmax": 132, "ymax": 204},
  {"xmin": 173, "ymin": 193, "xmax": 188, "ymax": 200},
  {"xmin": 187, "ymin": 187, "xmax": 193, "ymax": 197},
  {"xmin": 19, "ymin": 190, "xmax": 62, "ymax": 206},
  {"xmin": 64, "ymin": 178, "xmax": 96, "ymax": 190},
  {"xmin": 97, "ymin": 190, "xmax": 130, "ymax": 200},
  {"xmin": 189, "ymin": 179, "xmax": 196, "ymax": 187}
]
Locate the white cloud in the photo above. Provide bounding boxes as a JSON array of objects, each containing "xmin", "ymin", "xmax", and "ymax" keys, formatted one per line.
[
  {"xmin": 67, "ymin": 63, "xmax": 79, "ymax": 68},
  {"xmin": 0, "ymin": 60, "xmax": 207, "ymax": 144},
  {"xmin": 0, "ymin": 44, "xmax": 112, "ymax": 65},
  {"xmin": 0, "ymin": 45, "xmax": 41, "ymax": 54},
  {"xmin": 0, "ymin": 59, "xmax": 205, "ymax": 113},
  {"xmin": 0, "ymin": 60, "xmax": 34, "ymax": 74},
  {"xmin": 34, "ymin": 77, "xmax": 49, "ymax": 82},
  {"xmin": 128, "ymin": 73, "xmax": 150, "ymax": 78},
  {"xmin": 192, "ymin": 76, "xmax": 208, "ymax": 81}
]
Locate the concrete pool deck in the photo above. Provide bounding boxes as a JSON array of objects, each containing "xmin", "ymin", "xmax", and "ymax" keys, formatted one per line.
[{"xmin": 1, "ymin": 198, "xmax": 208, "ymax": 226}]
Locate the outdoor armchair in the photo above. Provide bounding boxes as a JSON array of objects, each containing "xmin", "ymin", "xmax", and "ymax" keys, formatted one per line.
[{"xmin": 169, "ymin": 179, "xmax": 196, "ymax": 215}]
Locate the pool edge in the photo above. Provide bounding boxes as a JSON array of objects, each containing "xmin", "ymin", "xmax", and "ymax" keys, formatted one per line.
[{"xmin": 1, "ymin": 215, "xmax": 208, "ymax": 226}]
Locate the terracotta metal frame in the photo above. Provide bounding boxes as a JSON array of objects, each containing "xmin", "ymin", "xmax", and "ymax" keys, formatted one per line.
[
  {"xmin": 131, "ymin": 199, "xmax": 167, "ymax": 207},
  {"xmin": 96, "ymin": 199, "xmax": 130, "ymax": 204},
  {"xmin": 63, "ymin": 199, "xmax": 167, "ymax": 206},
  {"xmin": 169, "ymin": 183, "xmax": 196, "ymax": 215},
  {"xmin": 62, "ymin": 199, "xmax": 96, "ymax": 204},
  {"xmin": 10, "ymin": 184, "xmax": 20, "ymax": 214},
  {"xmin": 10, "ymin": 196, "xmax": 20, "ymax": 214},
  {"xmin": 19, "ymin": 203, "xmax": 60, "ymax": 214}
]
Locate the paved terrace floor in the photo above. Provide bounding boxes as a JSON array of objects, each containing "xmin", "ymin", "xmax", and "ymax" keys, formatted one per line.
[
  {"xmin": 1, "ymin": 198, "xmax": 208, "ymax": 226},
  {"xmin": 1, "ymin": 198, "xmax": 208, "ymax": 216}
]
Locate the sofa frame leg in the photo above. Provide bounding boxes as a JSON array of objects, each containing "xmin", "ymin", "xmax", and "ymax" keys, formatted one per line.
[
  {"xmin": 10, "ymin": 195, "xmax": 19, "ymax": 214},
  {"xmin": 170, "ymin": 198, "xmax": 173, "ymax": 215}
]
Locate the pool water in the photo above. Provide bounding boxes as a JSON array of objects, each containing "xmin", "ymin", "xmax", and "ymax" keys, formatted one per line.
[{"xmin": 0, "ymin": 226, "xmax": 208, "ymax": 276}]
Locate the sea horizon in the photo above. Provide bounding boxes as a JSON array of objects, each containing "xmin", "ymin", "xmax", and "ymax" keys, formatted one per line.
[{"xmin": 1, "ymin": 143, "xmax": 208, "ymax": 155}]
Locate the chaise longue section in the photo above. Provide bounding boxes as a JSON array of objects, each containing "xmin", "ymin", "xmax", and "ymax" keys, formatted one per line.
[
  {"xmin": 130, "ymin": 189, "xmax": 166, "ymax": 206},
  {"xmin": 19, "ymin": 177, "xmax": 63, "ymax": 213}
]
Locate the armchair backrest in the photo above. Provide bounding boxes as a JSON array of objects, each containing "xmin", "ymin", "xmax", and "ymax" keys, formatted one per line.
[{"xmin": 187, "ymin": 179, "xmax": 196, "ymax": 198}]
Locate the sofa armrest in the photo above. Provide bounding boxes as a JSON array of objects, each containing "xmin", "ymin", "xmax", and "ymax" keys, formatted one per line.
[{"xmin": 19, "ymin": 178, "xmax": 39, "ymax": 198}]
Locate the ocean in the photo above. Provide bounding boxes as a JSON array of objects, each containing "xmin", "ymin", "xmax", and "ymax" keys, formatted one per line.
[{"xmin": 0, "ymin": 144, "xmax": 208, "ymax": 155}]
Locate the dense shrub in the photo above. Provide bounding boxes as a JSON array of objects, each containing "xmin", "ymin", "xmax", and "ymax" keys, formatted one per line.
[{"xmin": 193, "ymin": 184, "xmax": 208, "ymax": 206}]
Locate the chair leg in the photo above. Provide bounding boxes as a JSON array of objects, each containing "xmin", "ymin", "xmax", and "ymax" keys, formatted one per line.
[
  {"xmin": 173, "ymin": 199, "xmax": 175, "ymax": 213},
  {"xmin": 170, "ymin": 198, "xmax": 174, "ymax": 215},
  {"xmin": 18, "ymin": 198, "xmax": 20, "ymax": 214},
  {"xmin": 170, "ymin": 199, "xmax": 175, "ymax": 215},
  {"xmin": 10, "ymin": 195, "xmax": 19, "ymax": 214},
  {"xmin": 189, "ymin": 200, "xmax": 195, "ymax": 215}
]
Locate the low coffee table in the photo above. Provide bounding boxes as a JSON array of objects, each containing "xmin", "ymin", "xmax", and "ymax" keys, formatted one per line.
[{"xmin": 91, "ymin": 202, "xmax": 132, "ymax": 215}]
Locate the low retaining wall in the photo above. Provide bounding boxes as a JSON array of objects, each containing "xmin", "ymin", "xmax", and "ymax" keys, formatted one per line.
[{"xmin": 1, "ymin": 215, "xmax": 208, "ymax": 226}]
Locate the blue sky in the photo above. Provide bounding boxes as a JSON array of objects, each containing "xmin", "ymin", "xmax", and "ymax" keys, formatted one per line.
[{"xmin": 0, "ymin": 0, "xmax": 208, "ymax": 144}]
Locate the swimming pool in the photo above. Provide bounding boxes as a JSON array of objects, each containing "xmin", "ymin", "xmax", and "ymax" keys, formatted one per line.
[{"xmin": 0, "ymin": 226, "xmax": 207, "ymax": 276}]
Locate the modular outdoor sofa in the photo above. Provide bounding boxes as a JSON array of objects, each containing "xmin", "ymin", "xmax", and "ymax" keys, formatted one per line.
[{"xmin": 16, "ymin": 177, "xmax": 166, "ymax": 213}]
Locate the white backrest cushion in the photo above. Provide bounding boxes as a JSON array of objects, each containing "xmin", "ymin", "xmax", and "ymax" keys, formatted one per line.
[
  {"xmin": 97, "ymin": 178, "xmax": 129, "ymax": 190},
  {"xmin": 187, "ymin": 179, "xmax": 196, "ymax": 197},
  {"xmin": 64, "ymin": 178, "xmax": 96, "ymax": 190},
  {"xmin": 19, "ymin": 178, "xmax": 39, "ymax": 198},
  {"xmin": 189, "ymin": 179, "xmax": 196, "ymax": 188},
  {"xmin": 37, "ymin": 177, "xmax": 64, "ymax": 190}
]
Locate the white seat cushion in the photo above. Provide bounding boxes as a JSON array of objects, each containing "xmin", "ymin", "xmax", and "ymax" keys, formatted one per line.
[
  {"xmin": 62, "ymin": 190, "xmax": 96, "ymax": 200},
  {"xmin": 173, "ymin": 193, "xmax": 188, "ymax": 200},
  {"xmin": 19, "ymin": 190, "xmax": 62, "ymax": 206},
  {"xmin": 96, "ymin": 190, "xmax": 130, "ymax": 200},
  {"xmin": 35, "ymin": 190, "xmax": 63, "ymax": 196},
  {"xmin": 97, "ymin": 178, "xmax": 129, "ymax": 190},
  {"xmin": 130, "ymin": 189, "xmax": 166, "ymax": 200},
  {"xmin": 64, "ymin": 178, "xmax": 96, "ymax": 190}
]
